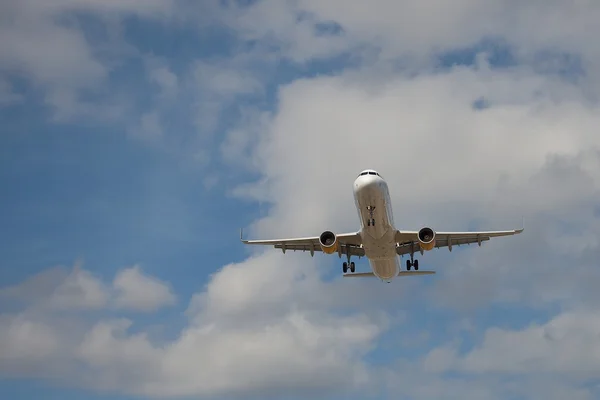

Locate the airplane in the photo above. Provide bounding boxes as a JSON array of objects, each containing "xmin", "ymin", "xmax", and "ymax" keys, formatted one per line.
[{"xmin": 240, "ymin": 169, "xmax": 524, "ymax": 283}]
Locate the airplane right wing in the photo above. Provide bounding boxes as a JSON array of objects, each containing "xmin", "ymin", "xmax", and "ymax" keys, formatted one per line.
[{"xmin": 395, "ymin": 226, "xmax": 524, "ymax": 256}]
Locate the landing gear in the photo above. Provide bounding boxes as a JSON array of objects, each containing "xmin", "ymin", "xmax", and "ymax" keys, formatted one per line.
[
  {"xmin": 366, "ymin": 206, "xmax": 376, "ymax": 227},
  {"xmin": 406, "ymin": 254, "xmax": 419, "ymax": 271},
  {"xmin": 342, "ymin": 261, "xmax": 356, "ymax": 273},
  {"xmin": 343, "ymin": 252, "xmax": 356, "ymax": 273}
]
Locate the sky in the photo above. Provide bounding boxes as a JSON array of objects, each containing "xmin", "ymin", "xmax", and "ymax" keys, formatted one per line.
[{"xmin": 2, "ymin": 1, "xmax": 600, "ymax": 399}]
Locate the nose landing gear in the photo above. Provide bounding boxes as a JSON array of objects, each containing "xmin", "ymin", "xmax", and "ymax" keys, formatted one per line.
[{"xmin": 366, "ymin": 206, "xmax": 376, "ymax": 227}]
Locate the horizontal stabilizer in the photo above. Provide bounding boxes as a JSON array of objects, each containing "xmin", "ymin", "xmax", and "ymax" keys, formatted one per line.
[
  {"xmin": 398, "ymin": 270, "xmax": 435, "ymax": 276},
  {"xmin": 342, "ymin": 272, "xmax": 378, "ymax": 278},
  {"xmin": 343, "ymin": 270, "xmax": 435, "ymax": 278}
]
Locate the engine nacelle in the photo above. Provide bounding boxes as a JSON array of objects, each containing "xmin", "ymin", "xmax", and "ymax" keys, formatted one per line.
[
  {"xmin": 319, "ymin": 230, "xmax": 338, "ymax": 254},
  {"xmin": 417, "ymin": 227, "xmax": 436, "ymax": 251}
]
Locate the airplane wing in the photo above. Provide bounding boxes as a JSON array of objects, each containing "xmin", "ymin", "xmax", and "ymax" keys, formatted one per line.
[
  {"xmin": 240, "ymin": 229, "xmax": 364, "ymax": 257},
  {"xmin": 394, "ymin": 226, "xmax": 524, "ymax": 256}
]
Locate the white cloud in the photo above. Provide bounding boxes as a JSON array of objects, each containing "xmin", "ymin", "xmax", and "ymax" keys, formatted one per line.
[
  {"xmin": 148, "ymin": 310, "xmax": 377, "ymax": 397},
  {"xmin": 148, "ymin": 66, "xmax": 179, "ymax": 99},
  {"xmin": 0, "ymin": 78, "xmax": 23, "ymax": 106},
  {"xmin": 217, "ymin": 35, "xmax": 600, "ymax": 398},
  {"xmin": 0, "ymin": 10, "xmax": 106, "ymax": 89},
  {"xmin": 49, "ymin": 265, "xmax": 110, "ymax": 310},
  {"xmin": 0, "ymin": 315, "xmax": 59, "ymax": 363},
  {"xmin": 0, "ymin": 254, "xmax": 383, "ymax": 397},
  {"xmin": 220, "ymin": 108, "xmax": 270, "ymax": 169},
  {"xmin": 233, "ymin": 65, "xmax": 599, "ymax": 236},
  {"xmin": 407, "ymin": 308, "xmax": 600, "ymax": 399},
  {"xmin": 381, "ymin": 361, "xmax": 598, "ymax": 400},
  {"xmin": 0, "ymin": 266, "xmax": 69, "ymax": 305},
  {"xmin": 457, "ymin": 310, "xmax": 600, "ymax": 379},
  {"xmin": 223, "ymin": 63, "xmax": 600, "ymax": 323},
  {"xmin": 223, "ymin": 0, "xmax": 600, "ymax": 70},
  {"xmin": 5, "ymin": 0, "xmax": 600, "ymax": 398},
  {"xmin": 0, "ymin": 0, "xmax": 177, "ymax": 120},
  {"xmin": 217, "ymin": 0, "xmax": 353, "ymax": 63},
  {"xmin": 192, "ymin": 58, "xmax": 264, "ymax": 134},
  {"xmin": 130, "ymin": 111, "xmax": 164, "ymax": 141},
  {"xmin": 113, "ymin": 266, "xmax": 176, "ymax": 312},
  {"xmin": 0, "ymin": 262, "xmax": 175, "ymax": 313}
]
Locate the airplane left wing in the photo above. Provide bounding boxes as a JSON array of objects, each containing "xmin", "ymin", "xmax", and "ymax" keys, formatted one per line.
[
  {"xmin": 394, "ymin": 226, "xmax": 523, "ymax": 256},
  {"xmin": 241, "ymin": 230, "xmax": 364, "ymax": 257}
]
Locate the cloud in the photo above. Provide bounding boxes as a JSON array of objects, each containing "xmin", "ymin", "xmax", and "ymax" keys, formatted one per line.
[
  {"xmin": 217, "ymin": 0, "xmax": 354, "ymax": 63},
  {"xmin": 4, "ymin": 0, "xmax": 600, "ymax": 398},
  {"xmin": 409, "ymin": 309, "xmax": 600, "ymax": 399},
  {"xmin": 0, "ymin": 0, "xmax": 177, "ymax": 120},
  {"xmin": 148, "ymin": 66, "xmax": 179, "ymax": 99},
  {"xmin": 0, "ymin": 254, "xmax": 383, "ymax": 397},
  {"xmin": 0, "ymin": 78, "xmax": 23, "ymax": 106},
  {"xmin": 0, "ymin": 6, "xmax": 106, "ymax": 88},
  {"xmin": 192, "ymin": 58, "xmax": 264, "ymax": 134},
  {"xmin": 130, "ymin": 111, "xmax": 164, "ymax": 141},
  {"xmin": 234, "ymin": 64, "xmax": 599, "ymax": 234},
  {"xmin": 381, "ymin": 362, "xmax": 598, "ymax": 400},
  {"xmin": 0, "ymin": 262, "xmax": 175, "ymax": 313},
  {"xmin": 49, "ymin": 264, "xmax": 111, "ymax": 310},
  {"xmin": 0, "ymin": 315, "xmax": 59, "ymax": 363},
  {"xmin": 457, "ymin": 310, "xmax": 600, "ymax": 379},
  {"xmin": 113, "ymin": 266, "xmax": 176, "ymax": 312},
  {"xmin": 224, "ymin": 63, "xmax": 600, "ymax": 327},
  {"xmin": 215, "ymin": 0, "xmax": 600, "ymax": 76},
  {"xmin": 220, "ymin": 46, "xmax": 600, "ymax": 398}
]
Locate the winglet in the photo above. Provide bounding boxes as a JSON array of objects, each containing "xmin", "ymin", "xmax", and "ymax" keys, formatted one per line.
[
  {"xmin": 240, "ymin": 228, "xmax": 244, "ymax": 242},
  {"xmin": 516, "ymin": 216, "xmax": 525, "ymax": 233}
]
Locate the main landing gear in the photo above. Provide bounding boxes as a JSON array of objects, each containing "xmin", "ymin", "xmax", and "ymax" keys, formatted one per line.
[
  {"xmin": 343, "ymin": 252, "xmax": 356, "ymax": 273},
  {"xmin": 406, "ymin": 255, "xmax": 419, "ymax": 271},
  {"xmin": 343, "ymin": 261, "xmax": 355, "ymax": 273}
]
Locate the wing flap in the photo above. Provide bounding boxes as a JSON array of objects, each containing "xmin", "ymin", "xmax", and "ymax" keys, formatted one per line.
[{"xmin": 273, "ymin": 243, "xmax": 365, "ymax": 257}]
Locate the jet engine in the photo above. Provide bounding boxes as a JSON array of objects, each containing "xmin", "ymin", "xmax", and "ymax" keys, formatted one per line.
[
  {"xmin": 319, "ymin": 230, "xmax": 338, "ymax": 254},
  {"xmin": 417, "ymin": 227, "xmax": 436, "ymax": 251}
]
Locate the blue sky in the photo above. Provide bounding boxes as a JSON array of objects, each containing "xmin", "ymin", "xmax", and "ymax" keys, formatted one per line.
[{"xmin": 2, "ymin": 1, "xmax": 600, "ymax": 399}]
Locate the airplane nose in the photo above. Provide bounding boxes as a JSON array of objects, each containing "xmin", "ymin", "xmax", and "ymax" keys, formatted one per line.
[{"xmin": 354, "ymin": 174, "xmax": 381, "ymax": 193}]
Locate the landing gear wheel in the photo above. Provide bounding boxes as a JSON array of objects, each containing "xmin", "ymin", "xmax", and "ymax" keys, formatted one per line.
[
  {"xmin": 406, "ymin": 259, "xmax": 419, "ymax": 271},
  {"xmin": 367, "ymin": 220, "xmax": 370, "ymax": 226},
  {"xmin": 350, "ymin": 262, "xmax": 355, "ymax": 273},
  {"xmin": 371, "ymin": 219, "xmax": 375, "ymax": 226},
  {"xmin": 343, "ymin": 262, "xmax": 348, "ymax": 273}
]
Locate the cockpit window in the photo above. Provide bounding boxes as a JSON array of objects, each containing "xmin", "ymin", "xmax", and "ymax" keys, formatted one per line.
[{"xmin": 358, "ymin": 171, "xmax": 382, "ymax": 178}]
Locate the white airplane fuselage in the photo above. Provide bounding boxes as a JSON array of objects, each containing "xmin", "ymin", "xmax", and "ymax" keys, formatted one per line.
[{"xmin": 353, "ymin": 172, "xmax": 400, "ymax": 282}]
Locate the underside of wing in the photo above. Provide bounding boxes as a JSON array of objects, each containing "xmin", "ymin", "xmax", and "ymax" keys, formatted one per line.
[
  {"xmin": 241, "ymin": 229, "xmax": 364, "ymax": 257},
  {"xmin": 395, "ymin": 226, "xmax": 523, "ymax": 256}
]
